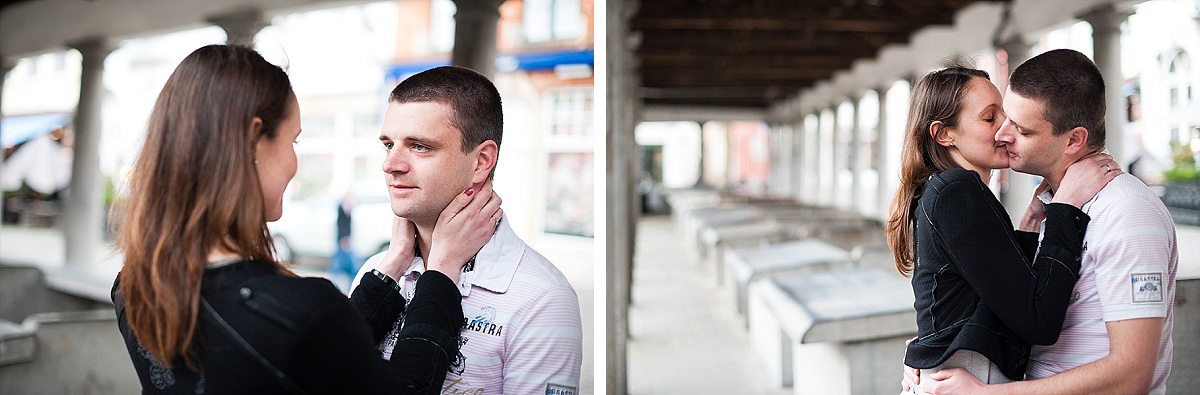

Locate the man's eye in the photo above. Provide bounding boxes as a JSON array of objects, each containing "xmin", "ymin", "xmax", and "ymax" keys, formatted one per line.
[
  {"xmin": 413, "ymin": 144, "xmax": 430, "ymax": 153},
  {"xmin": 383, "ymin": 142, "xmax": 394, "ymax": 150}
]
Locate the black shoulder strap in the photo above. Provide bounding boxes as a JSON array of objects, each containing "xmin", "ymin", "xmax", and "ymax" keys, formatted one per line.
[{"xmin": 201, "ymin": 296, "xmax": 307, "ymax": 395}]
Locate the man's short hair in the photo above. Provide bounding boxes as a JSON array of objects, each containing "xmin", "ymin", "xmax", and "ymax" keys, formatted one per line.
[
  {"xmin": 1009, "ymin": 48, "xmax": 1106, "ymax": 150},
  {"xmin": 389, "ymin": 66, "xmax": 503, "ymax": 156}
]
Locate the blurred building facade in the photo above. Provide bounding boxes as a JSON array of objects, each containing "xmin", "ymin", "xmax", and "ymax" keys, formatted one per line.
[{"xmin": 1, "ymin": 0, "xmax": 596, "ymax": 246}]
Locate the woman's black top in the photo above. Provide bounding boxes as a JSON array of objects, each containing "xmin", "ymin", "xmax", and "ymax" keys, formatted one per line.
[
  {"xmin": 904, "ymin": 169, "xmax": 1089, "ymax": 381},
  {"xmin": 112, "ymin": 260, "xmax": 462, "ymax": 394}
]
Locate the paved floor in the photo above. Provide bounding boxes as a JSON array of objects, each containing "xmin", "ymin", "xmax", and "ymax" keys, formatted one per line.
[
  {"xmin": 626, "ymin": 213, "xmax": 1200, "ymax": 395},
  {"xmin": 628, "ymin": 215, "xmax": 790, "ymax": 395},
  {"xmin": 0, "ymin": 223, "xmax": 595, "ymax": 395}
]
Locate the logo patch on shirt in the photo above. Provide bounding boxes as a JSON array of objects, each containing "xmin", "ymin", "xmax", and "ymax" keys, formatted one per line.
[
  {"xmin": 1131, "ymin": 272, "xmax": 1164, "ymax": 303},
  {"xmin": 545, "ymin": 383, "xmax": 578, "ymax": 395},
  {"xmin": 463, "ymin": 306, "xmax": 505, "ymax": 337}
]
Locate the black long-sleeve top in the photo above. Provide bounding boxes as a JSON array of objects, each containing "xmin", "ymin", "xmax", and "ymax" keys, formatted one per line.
[
  {"xmin": 113, "ymin": 259, "xmax": 462, "ymax": 394},
  {"xmin": 903, "ymin": 169, "xmax": 1089, "ymax": 381}
]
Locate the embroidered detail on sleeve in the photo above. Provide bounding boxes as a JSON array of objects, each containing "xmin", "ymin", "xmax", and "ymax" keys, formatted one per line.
[
  {"xmin": 1131, "ymin": 272, "xmax": 1164, "ymax": 303},
  {"xmin": 546, "ymin": 382, "xmax": 578, "ymax": 395}
]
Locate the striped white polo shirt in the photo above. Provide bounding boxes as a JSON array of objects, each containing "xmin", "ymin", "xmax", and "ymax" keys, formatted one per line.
[
  {"xmin": 1029, "ymin": 173, "xmax": 1176, "ymax": 394},
  {"xmin": 353, "ymin": 216, "xmax": 583, "ymax": 395}
]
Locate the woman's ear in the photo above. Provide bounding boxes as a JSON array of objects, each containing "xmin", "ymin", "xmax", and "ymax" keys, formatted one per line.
[
  {"xmin": 249, "ymin": 116, "xmax": 265, "ymax": 156},
  {"xmin": 470, "ymin": 140, "xmax": 499, "ymax": 184},
  {"xmin": 929, "ymin": 121, "xmax": 954, "ymax": 147}
]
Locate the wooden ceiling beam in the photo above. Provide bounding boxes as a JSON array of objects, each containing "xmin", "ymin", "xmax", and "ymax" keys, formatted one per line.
[
  {"xmin": 639, "ymin": 53, "xmax": 859, "ymax": 68},
  {"xmin": 631, "ymin": 17, "xmax": 924, "ymax": 33}
]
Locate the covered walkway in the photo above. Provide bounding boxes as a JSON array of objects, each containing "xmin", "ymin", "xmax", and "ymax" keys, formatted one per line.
[{"xmin": 627, "ymin": 215, "xmax": 789, "ymax": 395}]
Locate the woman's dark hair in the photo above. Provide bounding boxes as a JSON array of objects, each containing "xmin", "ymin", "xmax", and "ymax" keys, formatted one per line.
[
  {"xmin": 114, "ymin": 44, "xmax": 294, "ymax": 370},
  {"xmin": 886, "ymin": 66, "xmax": 990, "ymax": 276}
]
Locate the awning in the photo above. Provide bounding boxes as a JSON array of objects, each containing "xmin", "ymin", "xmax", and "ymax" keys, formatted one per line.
[
  {"xmin": 386, "ymin": 48, "xmax": 595, "ymax": 81},
  {"xmin": 1, "ymin": 113, "xmax": 71, "ymax": 148}
]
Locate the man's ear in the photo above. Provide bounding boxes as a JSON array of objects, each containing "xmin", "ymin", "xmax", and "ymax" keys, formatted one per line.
[
  {"xmin": 470, "ymin": 139, "xmax": 499, "ymax": 184},
  {"xmin": 929, "ymin": 121, "xmax": 953, "ymax": 147},
  {"xmin": 1063, "ymin": 126, "xmax": 1090, "ymax": 156}
]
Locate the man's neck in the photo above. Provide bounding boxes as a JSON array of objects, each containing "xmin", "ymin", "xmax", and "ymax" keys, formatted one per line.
[
  {"xmin": 1041, "ymin": 157, "xmax": 1080, "ymax": 195},
  {"xmin": 415, "ymin": 223, "xmax": 435, "ymax": 269}
]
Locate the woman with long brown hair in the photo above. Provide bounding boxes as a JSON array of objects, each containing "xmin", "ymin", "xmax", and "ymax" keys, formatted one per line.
[
  {"xmin": 111, "ymin": 44, "xmax": 500, "ymax": 394},
  {"xmin": 886, "ymin": 65, "xmax": 1118, "ymax": 393}
]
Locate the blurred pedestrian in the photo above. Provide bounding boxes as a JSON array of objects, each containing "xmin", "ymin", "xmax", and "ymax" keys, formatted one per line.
[{"xmin": 331, "ymin": 189, "xmax": 360, "ymax": 292}]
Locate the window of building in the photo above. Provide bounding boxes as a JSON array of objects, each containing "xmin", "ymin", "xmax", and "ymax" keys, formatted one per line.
[
  {"xmin": 293, "ymin": 154, "xmax": 334, "ymax": 200},
  {"xmin": 302, "ymin": 115, "xmax": 336, "ymax": 138},
  {"xmin": 543, "ymin": 87, "xmax": 593, "ymax": 237},
  {"xmin": 430, "ymin": 0, "xmax": 456, "ymax": 53},
  {"xmin": 53, "ymin": 51, "xmax": 68, "ymax": 72},
  {"xmin": 524, "ymin": 0, "xmax": 581, "ymax": 43},
  {"xmin": 546, "ymin": 88, "xmax": 593, "ymax": 140},
  {"xmin": 1168, "ymin": 50, "xmax": 1191, "ymax": 108}
]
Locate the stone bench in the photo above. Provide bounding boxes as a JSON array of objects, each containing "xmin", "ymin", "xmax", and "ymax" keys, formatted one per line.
[
  {"xmin": 679, "ymin": 206, "xmax": 768, "ymax": 254},
  {"xmin": 725, "ymin": 239, "xmax": 853, "ymax": 324},
  {"xmin": 698, "ymin": 220, "xmax": 790, "ymax": 284},
  {"xmin": 849, "ymin": 243, "xmax": 897, "ymax": 272},
  {"xmin": 1166, "ymin": 266, "xmax": 1200, "ymax": 394},
  {"xmin": 0, "ymin": 319, "xmax": 34, "ymax": 367},
  {"xmin": 0, "ymin": 309, "xmax": 138, "ymax": 394},
  {"xmin": 747, "ymin": 267, "xmax": 916, "ymax": 394},
  {"xmin": 773, "ymin": 212, "xmax": 883, "ymax": 251}
]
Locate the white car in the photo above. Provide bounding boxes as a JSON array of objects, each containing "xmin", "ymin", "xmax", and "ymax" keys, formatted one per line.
[{"xmin": 268, "ymin": 193, "xmax": 395, "ymax": 263}]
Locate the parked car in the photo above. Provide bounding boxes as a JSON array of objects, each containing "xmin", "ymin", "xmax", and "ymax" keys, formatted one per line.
[{"xmin": 268, "ymin": 193, "xmax": 395, "ymax": 263}]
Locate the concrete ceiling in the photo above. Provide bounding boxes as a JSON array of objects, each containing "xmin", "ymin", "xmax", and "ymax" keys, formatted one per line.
[{"xmin": 1, "ymin": 0, "xmax": 376, "ymax": 59}]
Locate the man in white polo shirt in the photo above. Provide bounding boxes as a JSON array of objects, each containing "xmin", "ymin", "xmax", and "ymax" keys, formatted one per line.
[
  {"xmin": 915, "ymin": 49, "xmax": 1177, "ymax": 394},
  {"xmin": 351, "ymin": 66, "xmax": 583, "ymax": 395}
]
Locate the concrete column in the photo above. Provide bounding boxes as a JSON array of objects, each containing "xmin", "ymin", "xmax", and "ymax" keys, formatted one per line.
[
  {"xmin": 769, "ymin": 124, "xmax": 792, "ymax": 197},
  {"xmin": 817, "ymin": 108, "xmax": 833, "ymax": 206},
  {"xmin": 64, "ymin": 38, "xmax": 114, "ymax": 267},
  {"xmin": 1000, "ymin": 36, "xmax": 1038, "ymax": 225},
  {"xmin": 0, "ymin": 56, "xmax": 12, "ymax": 116},
  {"xmin": 207, "ymin": 9, "xmax": 267, "ymax": 46},
  {"xmin": 790, "ymin": 117, "xmax": 805, "ymax": 203},
  {"xmin": 848, "ymin": 96, "xmax": 863, "ymax": 213},
  {"xmin": 804, "ymin": 112, "xmax": 821, "ymax": 204},
  {"xmin": 1080, "ymin": 5, "xmax": 1133, "ymax": 166},
  {"xmin": 452, "ymin": 0, "xmax": 505, "ymax": 79},
  {"xmin": 876, "ymin": 85, "xmax": 890, "ymax": 219},
  {"xmin": 606, "ymin": 0, "xmax": 638, "ymax": 392},
  {"xmin": 830, "ymin": 106, "xmax": 844, "ymax": 208},
  {"xmin": 0, "ymin": 57, "xmax": 14, "ymax": 218}
]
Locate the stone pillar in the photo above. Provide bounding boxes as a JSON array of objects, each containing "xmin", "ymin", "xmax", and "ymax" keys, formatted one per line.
[
  {"xmin": 790, "ymin": 116, "xmax": 805, "ymax": 203},
  {"xmin": 804, "ymin": 112, "xmax": 821, "ymax": 204},
  {"xmin": 0, "ymin": 57, "xmax": 14, "ymax": 218},
  {"xmin": 769, "ymin": 124, "xmax": 792, "ymax": 197},
  {"xmin": 64, "ymin": 38, "xmax": 114, "ymax": 267},
  {"xmin": 452, "ymin": 0, "xmax": 505, "ymax": 78},
  {"xmin": 207, "ymin": 9, "xmax": 267, "ymax": 46},
  {"xmin": 817, "ymin": 108, "xmax": 832, "ymax": 206},
  {"xmin": 1000, "ymin": 36, "xmax": 1038, "ymax": 225},
  {"xmin": 606, "ymin": 0, "xmax": 638, "ymax": 392},
  {"xmin": 876, "ymin": 85, "xmax": 891, "ymax": 219},
  {"xmin": 1080, "ymin": 5, "xmax": 1133, "ymax": 166},
  {"xmin": 0, "ymin": 56, "xmax": 12, "ymax": 116},
  {"xmin": 848, "ymin": 96, "xmax": 863, "ymax": 213}
]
